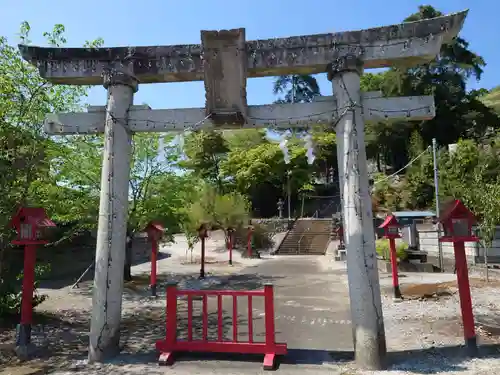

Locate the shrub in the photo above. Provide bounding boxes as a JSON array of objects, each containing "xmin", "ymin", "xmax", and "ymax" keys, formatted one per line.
[
  {"xmin": 232, "ymin": 223, "xmax": 274, "ymax": 257},
  {"xmin": 0, "ymin": 263, "xmax": 50, "ymax": 316},
  {"xmin": 375, "ymin": 239, "xmax": 408, "ymax": 261}
]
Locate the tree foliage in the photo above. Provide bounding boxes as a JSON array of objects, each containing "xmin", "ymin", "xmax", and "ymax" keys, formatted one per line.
[{"xmin": 0, "ymin": 22, "xmax": 103, "ymax": 313}]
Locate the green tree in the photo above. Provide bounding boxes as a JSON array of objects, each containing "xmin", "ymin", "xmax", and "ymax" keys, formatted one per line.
[
  {"xmin": 361, "ymin": 6, "xmax": 499, "ymax": 173},
  {"xmin": 439, "ymin": 139, "xmax": 500, "ymax": 243},
  {"xmin": 0, "ymin": 22, "xmax": 103, "ymax": 313},
  {"xmin": 480, "ymin": 86, "xmax": 500, "ymax": 115},
  {"xmin": 401, "ymin": 132, "xmax": 434, "ymax": 209},
  {"xmin": 273, "ymin": 75, "xmax": 321, "ymax": 103},
  {"xmin": 222, "ymin": 136, "xmax": 313, "ymax": 217},
  {"xmin": 181, "ymin": 130, "xmax": 229, "ymax": 192},
  {"xmin": 51, "ymin": 131, "xmax": 195, "ymax": 280},
  {"xmin": 224, "ymin": 129, "xmax": 268, "ymax": 151},
  {"xmin": 179, "ymin": 183, "xmax": 249, "ymax": 261}
]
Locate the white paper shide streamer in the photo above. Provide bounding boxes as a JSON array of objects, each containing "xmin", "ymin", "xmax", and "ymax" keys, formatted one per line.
[
  {"xmin": 304, "ymin": 134, "xmax": 315, "ymax": 165},
  {"xmin": 279, "ymin": 138, "xmax": 290, "ymax": 165}
]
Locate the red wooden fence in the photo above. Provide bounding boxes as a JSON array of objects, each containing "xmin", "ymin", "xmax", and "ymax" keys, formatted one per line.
[{"xmin": 156, "ymin": 282, "xmax": 287, "ymax": 370}]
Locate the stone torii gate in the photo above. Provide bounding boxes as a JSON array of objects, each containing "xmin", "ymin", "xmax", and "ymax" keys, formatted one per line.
[{"xmin": 19, "ymin": 10, "xmax": 466, "ymax": 370}]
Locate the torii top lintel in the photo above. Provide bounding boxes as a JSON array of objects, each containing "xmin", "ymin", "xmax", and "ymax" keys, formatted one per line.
[{"xmin": 18, "ymin": 10, "xmax": 467, "ymax": 85}]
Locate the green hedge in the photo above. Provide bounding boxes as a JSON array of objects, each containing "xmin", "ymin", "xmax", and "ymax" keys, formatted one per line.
[{"xmin": 375, "ymin": 239, "xmax": 408, "ymax": 261}]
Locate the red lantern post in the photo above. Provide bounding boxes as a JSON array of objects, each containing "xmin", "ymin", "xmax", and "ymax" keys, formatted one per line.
[
  {"xmin": 378, "ymin": 215, "xmax": 402, "ymax": 299},
  {"xmin": 144, "ymin": 221, "xmax": 165, "ymax": 297},
  {"xmin": 198, "ymin": 224, "xmax": 208, "ymax": 279},
  {"xmin": 10, "ymin": 207, "xmax": 56, "ymax": 352},
  {"xmin": 227, "ymin": 227, "xmax": 234, "ymax": 266},
  {"xmin": 439, "ymin": 199, "xmax": 479, "ymax": 356},
  {"xmin": 247, "ymin": 226, "xmax": 254, "ymax": 258}
]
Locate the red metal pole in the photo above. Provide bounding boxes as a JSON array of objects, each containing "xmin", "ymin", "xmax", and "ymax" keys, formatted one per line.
[
  {"xmin": 228, "ymin": 232, "xmax": 233, "ymax": 266},
  {"xmin": 157, "ymin": 282, "xmax": 178, "ymax": 366},
  {"xmin": 263, "ymin": 283, "xmax": 276, "ymax": 370},
  {"xmin": 200, "ymin": 236, "xmax": 205, "ymax": 279},
  {"xmin": 389, "ymin": 238, "xmax": 402, "ymax": 299},
  {"xmin": 453, "ymin": 241, "xmax": 477, "ymax": 355},
  {"xmin": 264, "ymin": 284, "xmax": 276, "ymax": 347},
  {"xmin": 247, "ymin": 229, "xmax": 252, "ymax": 258},
  {"xmin": 18, "ymin": 244, "xmax": 36, "ymax": 346},
  {"xmin": 165, "ymin": 283, "xmax": 178, "ymax": 345},
  {"xmin": 150, "ymin": 239, "xmax": 158, "ymax": 297}
]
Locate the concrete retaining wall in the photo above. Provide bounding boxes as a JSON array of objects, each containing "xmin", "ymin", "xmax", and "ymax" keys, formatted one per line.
[{"xmin": 416, "ymin": 224, "xmax": 500, "ymax": 266}]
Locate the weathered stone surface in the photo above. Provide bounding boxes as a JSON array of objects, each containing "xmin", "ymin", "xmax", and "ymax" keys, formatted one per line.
[
  {"xmin": 102, "ymin": 69, "xmax": 139, "ymax": 92},
  {"xmin": 327, "ymin": 54, "xmax": 364, "ymax": 81},
  {"xmin": 18, "ymin": 10, "xmax": 467, "ymax": 85},
  {"xmin": 201, "ymin": 28, "xmax": 247, "ymax": 125},
  {"xmin": 44, "ymin": 94, "xmax": 435, "ymax": 134}
]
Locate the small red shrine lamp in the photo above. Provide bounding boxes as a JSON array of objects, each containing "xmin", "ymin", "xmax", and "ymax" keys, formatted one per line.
[
  {"xmin": 198, "ymin": 223, "xmax": 209, "ymax": 279},
  {"xmin": 10, "ymin": 207, "xmax": 56, "ymax": 350},
  {"xmin": 247, "ymin": 225, "xmax": 254, "ymax": 258},
  {"xmin": 227, "ymin": 226, "xmax": 235, "ymax": 266},
  {"xmin": 378, "ymin": 214, "xmax": 402, "ymax": 299},
  {"xmin": 144, "ymin": 221, "xmax": 164, "ymax": 297},
  {"xmin": 439, "ymin": 199, "xmax": 479, "ymax": 355}
]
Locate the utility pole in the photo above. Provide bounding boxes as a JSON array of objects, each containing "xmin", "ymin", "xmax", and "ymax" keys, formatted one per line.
[
  {"xmin": 287, "ymin": 170, "xmax": 291, "ymax": 220},
  {"xmin": 286, "ymin": 75, "xmax": 296, "ymax": 222},
  {"xmin": 432, "ymin": 138, "xmax": 444, "ymax": 272}
]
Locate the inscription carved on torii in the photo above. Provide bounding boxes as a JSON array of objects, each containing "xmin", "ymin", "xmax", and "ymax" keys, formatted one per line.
[
  {"xmin": 201, "ymin": 28, "xmax": 248, "ymax": 125},
  {"xmin": 18, "ymin": 9, "xmax": 468, "ymax": 370}
]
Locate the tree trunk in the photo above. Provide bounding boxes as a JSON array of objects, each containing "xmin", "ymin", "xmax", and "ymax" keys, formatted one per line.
[{"xmin": 123, "ymin": 232, "xmax": 133, "ymax": 282}]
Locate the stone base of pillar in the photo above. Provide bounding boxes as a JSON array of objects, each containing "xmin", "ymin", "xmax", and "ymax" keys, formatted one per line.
[
  {"xmin": 393, "ymin": 285, "xmax": 402, "ymax": 300},
  {"xmin": 465, "ymin": 336, "xmax": 478, "ymax": 357},
  {"xmin": 150, "ymin": 284, "xmax": 157, "ymax": 298},
  {"xmin": 15, "ymin": 324, "xmax": 36, "ymax": 360},
  {"xmin": 15, "ymin": 323, "xmax": 31, "ymax": 346}
]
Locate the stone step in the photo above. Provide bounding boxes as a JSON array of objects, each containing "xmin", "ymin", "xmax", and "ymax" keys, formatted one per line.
[{"xmin": 275, "ymin": 219, "xmax": 332, "ymax": 255}]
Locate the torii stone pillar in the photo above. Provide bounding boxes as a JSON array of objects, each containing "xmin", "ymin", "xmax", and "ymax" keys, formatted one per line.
[
  {"xmin": 328, "ymin": 55, "xmax": 385, "ymax": 369},
  {"xmin": 89, "ymin": 70, "xmax": 137, "ymax": 361}
]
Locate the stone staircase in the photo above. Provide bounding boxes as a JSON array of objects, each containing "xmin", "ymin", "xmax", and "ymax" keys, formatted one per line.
[{"xmin": 274, "ymin": 218, "xmax": 331, "ymax": 255}]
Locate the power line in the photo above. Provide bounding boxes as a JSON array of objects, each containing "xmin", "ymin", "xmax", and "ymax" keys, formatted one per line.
[{"xmin": 373, "ymin": 146, "xmax": 431, "ymax": 185}]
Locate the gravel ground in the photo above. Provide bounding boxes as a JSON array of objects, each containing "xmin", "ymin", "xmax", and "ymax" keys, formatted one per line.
[{"xmin": 2, "ymin": 236, "xmax": 500, "ymax": 375}]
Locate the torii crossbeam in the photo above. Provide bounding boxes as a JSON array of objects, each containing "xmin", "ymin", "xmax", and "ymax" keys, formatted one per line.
[
  {"xmin": 19, "ymin": 9, "xmax": 467, "ymax": 370},
  {"xmin": 45, "ymin": 92, "xmax": 435, "ymax": 134}
]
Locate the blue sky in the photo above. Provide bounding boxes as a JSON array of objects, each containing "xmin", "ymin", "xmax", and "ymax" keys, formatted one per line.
[{"xmin": 1, "ymin": 0, "xmax": 498, "ymax": 111}]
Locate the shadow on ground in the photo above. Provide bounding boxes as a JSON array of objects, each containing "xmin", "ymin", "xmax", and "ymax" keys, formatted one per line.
[
  {"xmin": 39, "ymin": 252, "xmax": 173, "ymax": 290},
  {"xmin": 0, "ymin": 308, "xmax": 89, "ymax": 370},
  {"xmin": 65, "ymin": 272, "xmax": 283, "ymax": 305},
  {"xmin": 384, "ymin": 344, "xmax": 500, "ymax": 373},
  {"xmin": 90, "ymin": 342, "xmax": 500, "ymax": 373}
]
